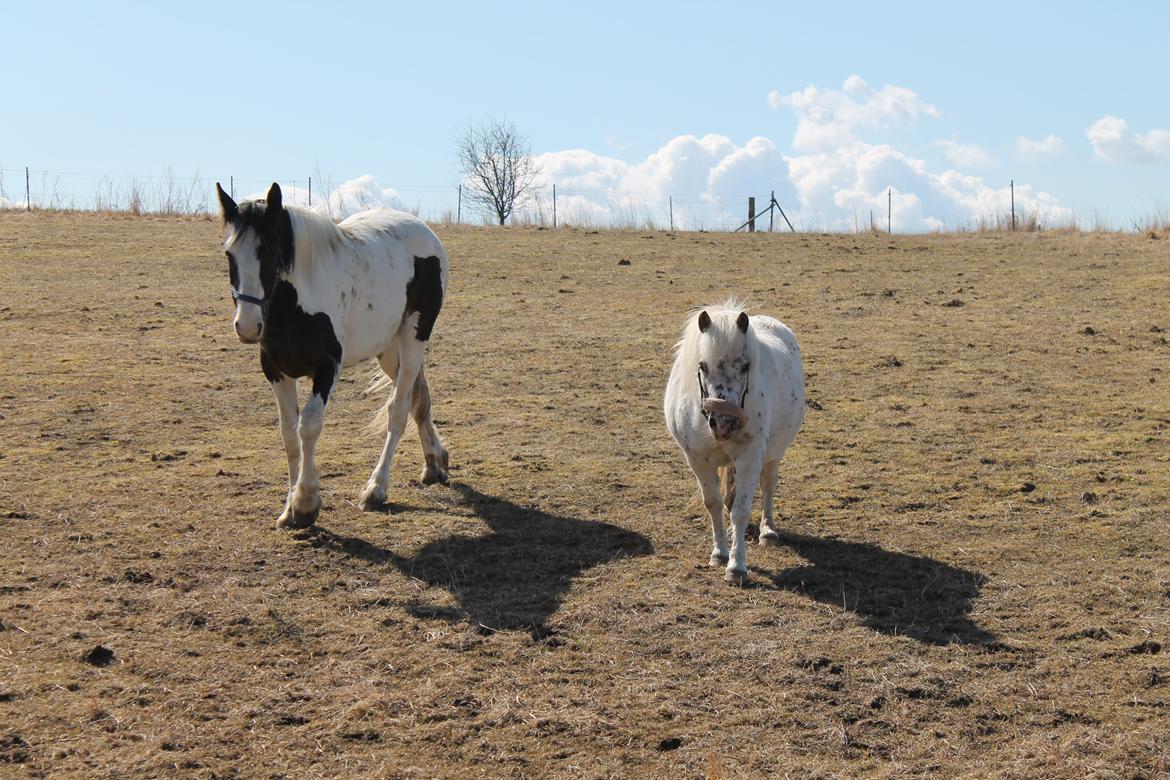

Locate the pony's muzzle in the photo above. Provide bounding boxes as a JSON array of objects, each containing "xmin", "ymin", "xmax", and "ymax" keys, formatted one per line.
[
  {"xmin": 702, "ymin": 397, "xmax": 747, "ymax": 440},
  {"xmin": 709, "ymin": 414, "xmax": 741, "ymax": 440}
]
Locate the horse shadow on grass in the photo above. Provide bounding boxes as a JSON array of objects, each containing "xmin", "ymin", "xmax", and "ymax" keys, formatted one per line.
[
  {"xmin": 305, "ymin": 482, "xmax": 653, "ymax": 640},
  {"xmin": 753, "ymin": 529, "xmax": 996, "ymax": 646}
]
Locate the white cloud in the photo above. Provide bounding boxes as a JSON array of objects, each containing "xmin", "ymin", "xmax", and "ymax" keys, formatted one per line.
[
  {"xmin": 1015, "ymin": 134, "xmax": 1066, "ymax": 160},
  {"xmin": 509, "ymin": 76, "xmax": 1071, "ymax": 231},
  {"xmin": 319, "ymin": 175, "xmax": 403, "ymax": 219},
  {"xmin": 1086, "ymin": 116, "xmax": 1170, "ymax": 164},
  {"xmin": 529, "ymin": 134, "xmax": 797, "ymax": 229},
  {"xmin": 936, "ymin": 140, "xmax": 998, "ymax": 168},
  {"xmin": 768, "ymin": 75, "xmax": 940, "ymax": 152}
]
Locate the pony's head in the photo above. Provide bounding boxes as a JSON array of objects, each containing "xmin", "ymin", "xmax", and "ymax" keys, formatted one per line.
[
  {"xmin": 693, "ymin": 305, "xmax": 755, "ymax": 440},
  {"xmin": 216, "ymin": 182, "xmax": 293, "ymax": 343}
]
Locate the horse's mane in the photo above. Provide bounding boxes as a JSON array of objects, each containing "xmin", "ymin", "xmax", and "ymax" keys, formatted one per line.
[{"xmin": 284, "ymin": 206, "xmax": 347, "ymax": 268}]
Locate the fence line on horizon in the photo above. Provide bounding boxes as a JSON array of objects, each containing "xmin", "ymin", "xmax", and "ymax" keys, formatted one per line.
[{"xmin": 0, "ymin": 164, "xmax": 1122, "ymax": 233}]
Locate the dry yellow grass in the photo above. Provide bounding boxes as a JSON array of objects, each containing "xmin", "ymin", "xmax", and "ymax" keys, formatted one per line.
[{"xmin": 1, "ymin": 212, "xmax": 1168, "ymax": 778}]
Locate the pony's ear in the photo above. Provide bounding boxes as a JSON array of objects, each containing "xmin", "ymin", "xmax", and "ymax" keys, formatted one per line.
[
  {"xmin": 697, "ymin": 311, "xmax": 711, "ymax": 333},
  {"xmin": 736, "ymin": 312, "xmax": 749, "ymax": 333},
  {"xmin": 216, "ymin": 182, "xmax": 238, "ymax": 222},
  {"xmin": 265, "ymin": 182, "xmax": 283, "ymax": 219}
]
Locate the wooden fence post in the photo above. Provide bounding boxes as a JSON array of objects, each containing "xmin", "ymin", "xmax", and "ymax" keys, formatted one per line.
[
  {"xmin": 748, "ymin": 197, "xmax": 756, "ymax": 233},
  {"xmin": 1011, "ymin": 179, "xmax": 1015, "ymax": 231}
]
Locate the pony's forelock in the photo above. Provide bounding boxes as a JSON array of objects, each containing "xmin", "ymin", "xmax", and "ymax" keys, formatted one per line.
[{"xmin": 675, "ymin": 298, "xmax": 757, "ymax": 365}]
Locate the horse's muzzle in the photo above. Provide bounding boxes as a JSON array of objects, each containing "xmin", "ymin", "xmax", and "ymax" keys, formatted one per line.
[{"xmin": 235, "ymin": 320, "xmax": 263, "ymax": 343}]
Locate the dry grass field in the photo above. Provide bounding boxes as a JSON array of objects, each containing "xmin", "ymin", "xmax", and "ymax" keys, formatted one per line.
[{"xmin": 2, "ymin": 211, "xmax": 1169, "ymax": 778}]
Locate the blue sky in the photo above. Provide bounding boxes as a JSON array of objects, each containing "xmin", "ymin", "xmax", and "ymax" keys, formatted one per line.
[{"xmin": 4, "ymin": 1, "xmax": 1168, "ymax": 229}]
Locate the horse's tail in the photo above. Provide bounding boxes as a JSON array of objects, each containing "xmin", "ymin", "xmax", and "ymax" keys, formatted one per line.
[
  {"xmin": 365, "ymin": 359, "xmax": 437, "ymax": 439},
  {"xmin": 685, "ymin": 466, "xmax": 736, "ymax": 516}
]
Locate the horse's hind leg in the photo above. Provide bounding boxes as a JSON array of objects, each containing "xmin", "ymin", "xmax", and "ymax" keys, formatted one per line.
[
  {"xmin": 359, "ymin": 333, "xmax": 424, "ymax": 510},
  {"xmin": 759, "ymin": 459, "xmax": 782, "ymax": 546},
  {"xmin": 411, "ymin": 364, "xmax": 448, "ymax": 485}
]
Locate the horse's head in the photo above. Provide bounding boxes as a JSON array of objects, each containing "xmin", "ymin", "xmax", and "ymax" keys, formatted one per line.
[
  {"xmin": 695, "ymin": 308, "xmax": 753, "ymax": 440},
  {"xmin": 216, "ymin": 182, "xmax": 291, "ymax": 344}
]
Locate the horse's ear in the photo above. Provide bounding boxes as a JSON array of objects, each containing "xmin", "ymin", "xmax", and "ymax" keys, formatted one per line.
[
  {"xmin": 216, "ymin": 182, "xmax": 238, "ymax": 222},
  {"xmin": 265, "ymin": 182, "xmax": 283, "ymax": 219},
  {"xmin": 697, "ymin": 311, "xmax": 711, "ymax": 333},
  {"xmin": 736, "ymin": 312, "xmax": 749, "ymax": 333}
]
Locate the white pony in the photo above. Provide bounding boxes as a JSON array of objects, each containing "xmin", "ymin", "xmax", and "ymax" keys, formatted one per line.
[
  {"xmin": 664, "ymin": 300, "xmax": 805, "ymax": 585},
  {"xmin": 216, "ymin": 183, "xmax": 449, "ymax": 529}
]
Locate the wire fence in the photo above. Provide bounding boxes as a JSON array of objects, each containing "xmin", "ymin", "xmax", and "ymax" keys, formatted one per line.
[
  {"xmin": 0, "ymin": 165, "xmax": 802, "ymax": 231},
  {"xmin": 1, "ymin": 164, "xmax": 1135, "ymax": 233}
]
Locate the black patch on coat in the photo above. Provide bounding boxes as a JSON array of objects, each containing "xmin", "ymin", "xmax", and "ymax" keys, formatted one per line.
[
  {"xmin": 405, "ymin": 256, "xmax": 444, "ymax": 342},
  {"xmin": 259, "ymin": 281, "xmax": 342, "ymax": 401}
]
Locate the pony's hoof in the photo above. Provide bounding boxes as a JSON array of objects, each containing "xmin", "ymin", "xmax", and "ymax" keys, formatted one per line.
[
  {"xmin": 709, "ymin": 552, "xmax": 730, "ymax": 567},
  {"xmin": 278, "ymin": 506, "xmax": 318, "ymax": 529},
  {"xmin": 724, "ymin": 568, "xmax": 750, "ymax": 586},
  {"xmin": 358, "ymin": 483, "xmax": 387, "ymax": 511},
  {"xmin": 759, "ymin": 532, "xmax": 781, "ymax": 547}
]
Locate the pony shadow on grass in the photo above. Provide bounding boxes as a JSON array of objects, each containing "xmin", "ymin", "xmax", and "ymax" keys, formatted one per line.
[
  {"xmin": 756, "ymin": 529, "xmax": 996, "ymax": 646},
  {"xmin": 307, "ymin": 482, "xmax": 653, "ymax": 639}
]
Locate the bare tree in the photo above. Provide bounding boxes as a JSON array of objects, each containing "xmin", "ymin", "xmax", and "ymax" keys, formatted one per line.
[{"xmin": 456, "ymin": 119, "xmax": 538, "ymax": 226}]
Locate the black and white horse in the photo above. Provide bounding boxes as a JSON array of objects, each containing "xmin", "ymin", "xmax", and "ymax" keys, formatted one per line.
[{"xmin": 216, "ymin": 182, "xmax": 449, "ymax": 529}]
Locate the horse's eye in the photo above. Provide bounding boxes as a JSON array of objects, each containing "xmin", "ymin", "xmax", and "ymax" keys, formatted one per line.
[
  {"xmin": 741, "ymin": 362, "xmax": 751, "ymax": 373},
  {"xmin": 699, "ymin": 361, "xmax": 708, "ymax": 373}
]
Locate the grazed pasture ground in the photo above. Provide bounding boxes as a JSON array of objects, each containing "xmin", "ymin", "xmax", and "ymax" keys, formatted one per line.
[{"xmin": 1, "ymin": 211, "xmax": 1169, "ymax": 778}]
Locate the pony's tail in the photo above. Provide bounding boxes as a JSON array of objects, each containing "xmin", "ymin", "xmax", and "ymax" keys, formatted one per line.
[{"xmin": 685, "ymin": 466, "xmax": 736, "ymax": 516}]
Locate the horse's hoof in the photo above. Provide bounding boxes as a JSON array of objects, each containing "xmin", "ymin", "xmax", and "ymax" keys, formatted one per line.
[
  {"xmin": 709, "ymin": 553, "xmax": 730, "ymax": 567},
  {"xmin": 278, "ymin": 507, "xmax": 318, "ymax": 529},
  {"xmin": 759, "ymin": 532, "xmax": 781, "ymax": 547},
  {"xmin": 421, "ymin": 453, "xmax": 450, "ymax": 485},
  {"xmin": 358, "ymin": 484, "xmax": 387, "ymax": 511},
  {"xmin": 724, "ymin": 568, "xmax": 749, "ymax": 586}
]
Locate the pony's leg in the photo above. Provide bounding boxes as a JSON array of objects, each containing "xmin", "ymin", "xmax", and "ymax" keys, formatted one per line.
[
  {"xmin": 358, "ymin": 333, "xmax": 424, "ymax": 510},
  {"xmin": 411, "ymin": 364, "xmax": 449, "ymax": 485},
  {"xmin": 759, "ymin": 458, "xmax": 782, "ymax": 546},
  {"xmin": 282, "ymin": 360, "xmax": 339, "ymax": 529},
  {"xmin": 725, "ymin": 453, "xmax": 764, "ymax": 585},
  {"xmin": 270, "ymin": 376, "xmax": 301, "ymax": 527},
  {"xmin": 686, "ymin": 454, "xmax": 729, "ymax": 567}
]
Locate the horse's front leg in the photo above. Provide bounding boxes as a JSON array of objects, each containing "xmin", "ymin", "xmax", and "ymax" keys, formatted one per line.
[
  {"xmin": 270, "ymin": 375, "xmax": 301, "ymax": 528},
  {"xmin": 685, "ymin": 453, "xmax": 728, "ymax": 567},
  {"xmin": 726, "ymin": 452, "xmax": 764, "ymax": 585},
  {"xmin": 282, "ymin": 359, "xmax": 339, "ymax": 529}
]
